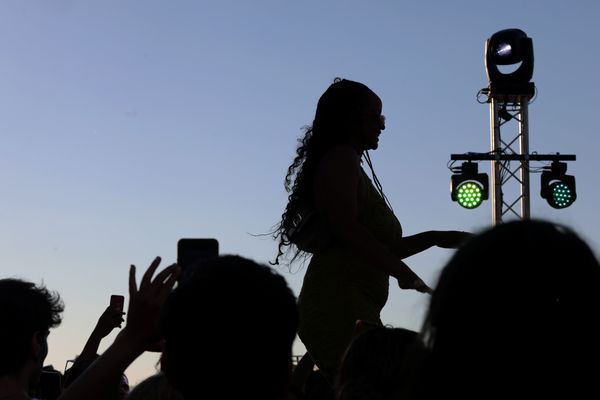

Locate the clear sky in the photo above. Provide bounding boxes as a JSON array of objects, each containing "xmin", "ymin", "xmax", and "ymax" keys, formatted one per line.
[{"xmin": 1, "ymin": 0, "xmax": 599, "ymax": 385}]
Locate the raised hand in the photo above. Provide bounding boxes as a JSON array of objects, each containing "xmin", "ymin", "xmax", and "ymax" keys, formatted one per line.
[
  {"xmin": 121, "ymin": 256, "xmax": 181, "ymax": 351},
  {"xmin": 93, "ymin": 306, "xmax": 125, "ymax": 338},
  {"xmin": 57, "ymin": 257, "xmax": 181, "ymax": 400}
]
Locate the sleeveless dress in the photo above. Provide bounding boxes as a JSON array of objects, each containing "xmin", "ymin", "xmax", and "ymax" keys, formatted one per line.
[{"xmin": 297, "ymin": 168, "xmax": 403, "ymax": 376}]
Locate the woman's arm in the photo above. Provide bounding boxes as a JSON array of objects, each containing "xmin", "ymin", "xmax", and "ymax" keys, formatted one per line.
[
  {"xmin": 393, "ymin": 230, "xmax": 474, "ymax": 259},
  {"xmin": 392, "ymin": 231, "xmax": 438, "ymax": 260},
  {"xmin": 314, "ymin": 146, "xmax": 427, "ymax": 291}
]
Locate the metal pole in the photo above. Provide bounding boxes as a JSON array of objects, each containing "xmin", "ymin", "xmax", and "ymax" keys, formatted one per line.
[
  {"xmin": 490, "ymin": 98, "xmax": 503, "ymax": 225},
  {"xmin": 519, "ymin": 97, "xmax": 531, "ymax": 219}
]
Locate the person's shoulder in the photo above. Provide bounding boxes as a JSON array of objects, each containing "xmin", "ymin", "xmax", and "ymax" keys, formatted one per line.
[
  {"xmin": 320, "ymin": 145, "xmax": 360, "ymax": 169},
  {"xmin": 315, "ymin": 145, "xmax": 361, "ymax": 186}
]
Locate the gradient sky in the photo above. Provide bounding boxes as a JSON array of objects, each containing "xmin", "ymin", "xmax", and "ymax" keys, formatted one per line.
[{"xmin": 1, "ymin": 0, "xmax": 599, "ymax": 385}]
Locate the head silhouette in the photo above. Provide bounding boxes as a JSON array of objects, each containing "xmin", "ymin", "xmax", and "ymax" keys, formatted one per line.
[
  {"xmin": 160, "ymin": 255, "xmax": 298, "ymax": 400},
  {"xmin": 420, "ymin": 220, "xmax": 600, "ymax": 398},
  {"xmin": 0, "ymin": 279, "xmax": 63, "ymax": 389},
  {"xmin": 336, "ymin": 326, "xmax": 425, "ymax": 400},
  {"xmin": 125, "ymin": 373, "xmax": 182, "ymax": 400},
  {"xmin": 312, "ymin": 78, "xmax": 383, "ymax": 151}
]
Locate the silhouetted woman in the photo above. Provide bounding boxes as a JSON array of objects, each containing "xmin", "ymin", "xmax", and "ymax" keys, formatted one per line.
[{"xmin": 274, "ymin": 78, "xmax": 469, "ymax": 378}]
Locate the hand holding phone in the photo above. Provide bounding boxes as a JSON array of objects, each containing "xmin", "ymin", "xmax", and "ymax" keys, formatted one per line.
[
  {"xmin": 110, "ymin": 295, "xmax": 125, "ymax": 312},
  {"xmin": 93, "ymin": 296, "xmax": 125, "ymax": 338}
]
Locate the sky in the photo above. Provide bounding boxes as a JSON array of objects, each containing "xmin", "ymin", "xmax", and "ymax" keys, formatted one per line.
[{"xmin": 1, "ymin": 0, "xmax": 599, "ymax": 386}]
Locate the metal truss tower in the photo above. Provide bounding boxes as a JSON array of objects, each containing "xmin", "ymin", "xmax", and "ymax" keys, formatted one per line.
[
  {"xmin": 450, "ymin": 29, "xmax": 576, "ymax": 224},
  {"xmin": 450, "ymin": 83, "xmax": 576, "ymax": 225},
  {"xmin": 489, "ymin": 93, "xmax": 531, "ymax": 224}
]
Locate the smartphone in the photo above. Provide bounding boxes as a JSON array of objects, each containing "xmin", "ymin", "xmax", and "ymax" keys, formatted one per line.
[
  {"xmin": 110, "ymin": 295, "xmax": 125, "ymax": 312},
  {"xmin": 177, "ymin": 238, "xmax": 219, "ymax": 270}
]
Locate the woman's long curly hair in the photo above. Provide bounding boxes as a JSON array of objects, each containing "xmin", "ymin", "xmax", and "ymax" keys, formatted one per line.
[{"xmin": 273, "ymin": 78, "xmax": 376, "ymax": 265}]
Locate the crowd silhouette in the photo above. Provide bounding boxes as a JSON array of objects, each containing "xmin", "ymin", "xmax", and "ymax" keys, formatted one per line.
[
  {"xmin": 1, "ymin": 79, "xmax": 599, "ymax": 400},
  {"xmin": 4, "ymin": 220, "xmax": 597, "ymax": 400}
]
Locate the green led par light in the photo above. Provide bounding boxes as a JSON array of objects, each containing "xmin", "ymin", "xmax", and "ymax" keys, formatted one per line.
[
  {"xmin": 541, "ymin": 161, "xmax": 577, "ymax": 209},
  {"xmin": 451, "ymin": 162, "xmax": 489, "ymax": 209}
]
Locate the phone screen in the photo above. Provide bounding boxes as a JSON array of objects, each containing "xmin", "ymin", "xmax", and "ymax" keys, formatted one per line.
[
  {"xmin": 177, "ymin": 238, "xmax": 219, "ymax": 270},
  {"xmin": 110, "ymin": 295, "xmax": 125, "ymax": 312}
]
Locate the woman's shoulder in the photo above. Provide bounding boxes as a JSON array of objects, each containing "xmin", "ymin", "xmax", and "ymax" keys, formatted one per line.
[
  {"xmin": 313, "ymin": 145, "xmax": 362, "ymax": 190},
  {"xmin": 319, "ymin": 144, "xmax": 361, "ymax": 169}
]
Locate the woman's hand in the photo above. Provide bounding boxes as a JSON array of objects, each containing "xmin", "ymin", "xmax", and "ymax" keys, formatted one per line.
[
  {"xmin": 434, "ymin": 230, "xmax": 473, "ymax": 249},
  {"xmin": 397, "ymin": 276, "xmax": 433, "ymax": 294},
  {"xmin": 393, "ymin": 259, "xmax": 433, "ymax": 294}
]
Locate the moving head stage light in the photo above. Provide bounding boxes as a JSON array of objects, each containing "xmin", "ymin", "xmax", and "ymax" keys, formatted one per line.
[{"xmin": 485, "ymin": 28, "xmax": 534, "ymax": 97}]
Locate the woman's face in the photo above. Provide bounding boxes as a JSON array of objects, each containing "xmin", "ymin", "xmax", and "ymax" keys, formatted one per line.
[{"xmin": 358, "ymin": 94, "xmax": 386, "ymax": 151}]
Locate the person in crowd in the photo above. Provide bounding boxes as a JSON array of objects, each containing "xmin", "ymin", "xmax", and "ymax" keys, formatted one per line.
[
  {"xmin": 160, "ymin": 255, "xmax": 298, "ymax": 400},
  {"xmin": 58, "ymin": 256, "xmax": 180, "ymax": 400},
  {"xmin": 63, "ymin": 304, "xmax": 126, "ymax": 394},
  {"xmin": 32, "ymin": 365, "xmax": 63, "ymax": 400},
  {"xmin": 418, "ymin": 220, "xmax": 600, "ymax": 398},
  {"xmin": 289, "ymin": 352, "xmax": 324, "ymax": 400},
  {"xmin": 125, "ymin": 373, "xmax": 182, "ymax": 400},
  {"xmin": 273, "ymin": 77, "xmax": 471, "ymax": 378},
  {"xmin": 303, "ymin": 370, "xmax": 335, "ymax": 400},
  {"xmin": 335, "ymin": 325, "xmax": 426, "ymax": 400},
  {"xmin": 0, "ymin": 279, "xmax": 64, "ymax": 400}
]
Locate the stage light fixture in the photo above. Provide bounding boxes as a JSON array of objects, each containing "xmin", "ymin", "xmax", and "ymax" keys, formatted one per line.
[
  {"xmin": 541, "ymin": 162, "xmax": 577, "ymax": 209},
  {"xmin": 451, "ymin": 162, "xmax": 489, "ymax": 209},
  {"xmin": 485, "ymin": 29, "xmax": 534, "ymax": 95}
]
